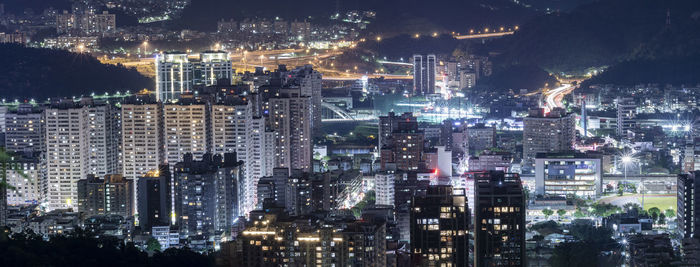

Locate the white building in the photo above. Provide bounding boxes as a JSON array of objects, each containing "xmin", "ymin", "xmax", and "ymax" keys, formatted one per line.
[
  {"xmin": 375, "ymin": 172, "xmax": 395, "ymax": 207},
  {"xmin": 211, "ymin": 99, "xmax": 274, "ymax": 215},
  {"xmin": 156, "ymin": 51, "xmax": 233, "ymax": 102},
  {"xmin": 44, "ymin": 102, "xmax": 89, "ymax": 211},
  {"xmin": 0, "ymin": 106, "xmax": 6, "ymax": 133},
  {"xmin": 156, "ymin": 52, "xmax": 194, "ymax": 102},
  {"xmin": 535, "ymin": 152, "xmax": 603, "ymax": 197},
  {"xmin": 121, "ymin": 97, "xmax": 164, "ymax": 214},
  {"xmin": 197, "ymin": 51, "xmax": 233, "ymax": 86},
  {"xmin": 163, "ymin": 103, "xmax": 208, "ymax": 164},
  {"xmin": 5, "ymin": 153, "xmax": 44, "ymax": 205},
  {"xmin": 121, "ymin": 101, "xmax": 163, "ymax": 180}
]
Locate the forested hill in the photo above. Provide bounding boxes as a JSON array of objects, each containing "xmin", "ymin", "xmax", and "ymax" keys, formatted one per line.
[
  {"xmin": 489, "ymin": 0, "xmax": 700, "ymax": 75},
  {"xmin": 0, "ymin": 44, "xmax": 153, "ymax": 100}
]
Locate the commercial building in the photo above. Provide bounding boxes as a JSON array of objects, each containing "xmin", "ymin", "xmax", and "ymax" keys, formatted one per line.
[
  {"xmin": 474, "ymin": 171, "xmax": 526, "ymax": 267},
  {"xmin": 468, "ymin": 123, "xmax": 496, "ymax": 153},
  {"xmin": 410, "ymin": 185, "xmax": 469, "ymax": 266},
  {"xmin": 534, "ymin": 152, "xmax": 603, "ymax": 197},
  {"xmin": 413, "ymin": 54, "xmax": 436, "ymax": 95},
  {"xmin": 616, "ymin": 97, "xmax": 637, "ymax": 137},
  {"xmin": 468, "ymin": 151, "xmax": 513, "ymax": 172},
  {"xmin": 156, "ymin": 51, "xmax": 233, "ymax": 102}
]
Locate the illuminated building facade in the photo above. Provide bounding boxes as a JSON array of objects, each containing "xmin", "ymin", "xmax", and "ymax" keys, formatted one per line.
[
  {"xmin": 44, "ymin": 101, "xmax": 89, "ymax": 211},
  {"xmin": 534, "ymin": 152, "xmax": 602, "ymax": 197},
  {"xmin": 156, "ymin": 51, "xmax": 233, "ymax": 102},
  {"xmin": 679, "ymin": 171, "xmax": 700, "ymax": 238},
  {"xmin": 77, "ymin": 174, "xmax": 133, "ymax": 218},
  {"xmin": 410, "ymin": 185, "xmax": 470, "ymax": 266},
  {"xmin": 474, "ymin": 171, "xmax": 525, "ymax": 267}
]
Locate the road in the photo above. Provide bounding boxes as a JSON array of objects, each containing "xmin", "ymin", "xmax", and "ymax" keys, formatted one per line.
[
  {"xmin": 103, "ymin": 47, "xmax": 413, "ymax": 80},
  {"xmin": 543, "ymin": 84, "xmax": 573, "ymax": 110}
]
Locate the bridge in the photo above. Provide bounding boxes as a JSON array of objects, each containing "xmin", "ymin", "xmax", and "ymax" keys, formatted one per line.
[
  {"xmin": 377, "ymin": 60, "xmax": 413, "ymax": 67},
  {"xmin": 453, "ymin": 31, "xmax": 515, "ymax": 40},
  {"xmin": 321, "ymin": 102, "xmax": 378, "ymax": 122}
]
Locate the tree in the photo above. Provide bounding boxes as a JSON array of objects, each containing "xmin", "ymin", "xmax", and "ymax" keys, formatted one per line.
[
  {"xmin": 573, "ymin": 210, "xmax": 585, "ymax": 218},
  {"xmin": 146, "ymin": 237, "xmax": 162, "ymax": 252},
  {"xmin": 623, "ymin": 203, "xmax": 642, "ymax": 213},
  {"xmin": 542, "ymin": 209, "xmax": 554, "ymax": 218},
  {"xmin": 658, "ymin": 213, "xmax": 666, "ymax": 225},
  {"xmin": 557, "ymin": 209, "xmax": 567, "ymax": 217},
  {"xmin": 665, "ymin": 209, "xmax": 675, "ymax": 219},
  {"xmin": 618, "ymin": 187, "xmax": 624, "ymax": 196},
  {"xmin": 549, "ymin": 241, "xmax": 598, "ymax": 267},
  {"xmin": 648, "ymin": 207, "xmax": 661, "ymax": 223},
  {"xmin": 0, "ymin": 148, "xmax": 28, "ymax": 227}
]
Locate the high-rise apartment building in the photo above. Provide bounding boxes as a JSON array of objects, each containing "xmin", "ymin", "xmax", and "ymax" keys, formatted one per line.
[
  {"xmin": 163, "ymin": 101, "xmax": 208, "ymax": 165},
  {"xmin": 56, "ymin": 10, "xmax": 115, "ymax": 35},
  {"xmin": 4, "ymin": 104, "xmax": 44, "ymax": 153},
  {"xmin": 289, "ymin": 65, "xmax": 322, "ymax": 134},
  {"xmin": 121, "ymin": 94, "xmax": 164, "ymax": 212},
  {"xmin": 474, "ymin": 171, "xmax": 526, "ymax": 267},
  {"xmin": 522, "ymin": 108, "xmax": 575, "ymax": 169},
  {"xmin": 211, "ymin": 97, "xmax": 274, "ymax": 215},
  {"xmin": 44, "ymin": 101, "xmax": 89, "ymax": 211},
  {"xmin": 86, "ymin": 102, "xmax": 121, "ymax": 176},
  {"xmin": 268, "ymin": 89, "xmax": 312, "ymax": 172},
  {"xmin": 410, "ymin": 185, "xmax": 470, "ymax": 266},
  {"xmin": 174, "ymin": 153, "xmax": 243, "ymax": 239}
]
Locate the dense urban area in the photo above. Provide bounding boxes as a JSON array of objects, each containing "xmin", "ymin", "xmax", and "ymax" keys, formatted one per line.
[{"xmin": 1, "ymin": 0, "xmax": 700, "ymax": 266}]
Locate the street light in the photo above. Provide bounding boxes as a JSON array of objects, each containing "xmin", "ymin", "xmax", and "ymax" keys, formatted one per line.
[{"xmin": 621, "ymin": 154, "xmax": 644, "ymax": 208}]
